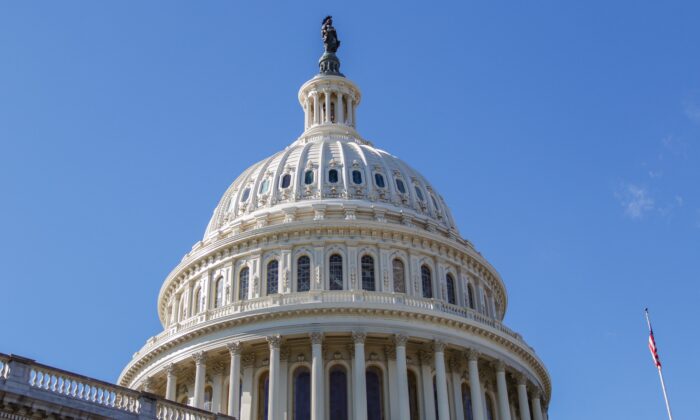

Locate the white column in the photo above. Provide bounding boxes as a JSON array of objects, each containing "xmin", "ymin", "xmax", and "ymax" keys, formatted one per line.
[
  {"xmin": 467, "ymin": 350, "xmax": 485, "ymax": 420},
  {"xmin": 267, "ymin": 335, "xmax": 281, "ymax": 420},
  {"xmin": 311, "ymin": 332, "xmax": 325, "ymax": 420},
  {"xmin": 324, "ymin": 90, "xmax": 331, "ymax": 123},
  {"xmin": 239, "ymin": 354, "xmax": 255, "ymax": 420},
  {"xmin": 515, "ymin": 374, "xmax": 531, "ymax": 420},
  {"xmin": 419, "ymin": 351, "xmax": 436, "ymax": 420},
  {"xmin": 165, "ymin": 364, "xmax": 177, "ymax": 401},
  {"xmin": 193, "ymin": 351, "xmax": 207, "ymax": 409},
  {"xmin": 313, "ymin": 93, "xmax": 320, "ymax": 125},
  {"xmin": 394, "ymin": 335, "xmax": 410, "ymax": 420},
  {"xmin": 433, "ymin": 341, "xmax": 450, "ymax": 420},
  {"xmin": 530, "ymin": 389, "xmax": 544, "ymax": 420},
  {"xmin": 347, "ymin": 98, "xmax": 354, "ymax": 126},
  {"xmin": 386, "ymin": 345, "xmax": 399, "ymax": 420},
  {"xmin": 279, "ymin": 347, "xmax": 289, "ymax": 420},
  {"xmin": 337, "ymin": 93, "xmax": 345, "ymax": 124},
  {"xmin": 495, "ymin": 362, "xmax": 512, "ymax": 420},
  {"xmin": 212, "ymin": 368, "xmax": 224, "ymax": 413},
  {"xmin": 449, "ymin": 358, "xmax": 465, "ymax": 420},
  {"xmin": 352, "ymin": 332, "xmax": 368, "ymax": 420},
  {"xmin": 227, "ymin": 342, "xmax": 242, "ymax": 418}
]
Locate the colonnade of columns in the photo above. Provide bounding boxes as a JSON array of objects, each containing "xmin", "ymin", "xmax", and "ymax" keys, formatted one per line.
[
  {"xmin": 304, "ymin": 89, "xmax": 356, "ymax": 129},
  {"xmin": 161, "ymin": 334, "xmax": 546, "ymax": 420}
]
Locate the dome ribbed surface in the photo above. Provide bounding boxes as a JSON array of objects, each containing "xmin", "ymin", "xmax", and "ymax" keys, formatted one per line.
[{"xmin": 204, "ymin": 134, "xmax": 458, "ymax": 238}]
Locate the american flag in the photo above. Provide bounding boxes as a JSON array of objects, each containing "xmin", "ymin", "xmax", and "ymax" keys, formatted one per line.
[{"xmin": 648, "ymin": 323, "xmax": 662, "ymax": 369}]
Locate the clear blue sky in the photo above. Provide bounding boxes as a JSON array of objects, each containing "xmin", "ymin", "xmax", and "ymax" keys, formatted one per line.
[{"xmin": 1, "ymin": 2, "xmax": 698, "ymax": 418}]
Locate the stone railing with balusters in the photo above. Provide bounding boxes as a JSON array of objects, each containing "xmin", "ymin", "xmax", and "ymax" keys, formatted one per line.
[
  {"xmin": 0, "ymin": 353, "xmax": 235, "ymax": 420},
  {"xmin": 134, "ymin": 291, "xmax": 525, "ymax": 360}
]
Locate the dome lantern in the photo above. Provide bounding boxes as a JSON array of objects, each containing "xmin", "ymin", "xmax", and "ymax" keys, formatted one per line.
[{"xmin": 299, "ymin": 16, "xmax": 361, "ymax": 135}]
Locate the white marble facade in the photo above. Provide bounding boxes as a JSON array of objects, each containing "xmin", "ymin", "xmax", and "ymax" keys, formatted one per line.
[{"xmin": 119, "ymin": 40, "xmax": 551, "ymax": 420}]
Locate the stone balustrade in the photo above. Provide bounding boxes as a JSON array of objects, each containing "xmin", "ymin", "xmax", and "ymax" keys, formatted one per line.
[
  {"xmin": 0, "ymin": 353, "xmax": 235, "ymax": 420},
  {"xmin": 144, "ymin": 290, "xmax": 523, "ymax": 357}
]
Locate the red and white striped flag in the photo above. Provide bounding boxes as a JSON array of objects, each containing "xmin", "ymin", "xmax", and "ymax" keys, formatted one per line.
[{"xmin": 648, "ymin": 328, "xmax": 662, "ymax": 368}]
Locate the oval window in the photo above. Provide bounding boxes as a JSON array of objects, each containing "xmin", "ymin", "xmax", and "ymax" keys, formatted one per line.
[
  {"xmin": 241, "ymin": 188, "xmax": 251, "ymax": 202},
  {"xmin": 395, "ymin": 178, "xmax": 406, "ymax": 194},
  {"xmin": 374, "ymin": 173, "xmax": 385, "ymax": 188},
  {"xmin": 328, "ymin": 169, "xmax": 338, "ymax": 183},
  {"xmin": 352, "ymin": 170, "xmax": 363, "ymax": 184},
  {"xmin": 304, "ymin": 170, "xmax": 314, "ymax": 185},
  {"xmin": 260, "ymin": 179, "xmax": 270, "ymax": 194},
  {"xmin": 281, "ymin": 174, "xmax": 291, "ymax": 188},
  {"xmin": 414, "ymin": 186, "xmax": 424, "ymax": 201}
]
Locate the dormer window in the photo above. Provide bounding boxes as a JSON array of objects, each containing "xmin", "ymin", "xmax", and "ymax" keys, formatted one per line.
[
  {"xmin": 304, "ymin": 170, "xmax": 314, "ymax": 185},
  {"xmin": 395, "ymin": 178, "xmax": 406, "ymax": 194},
  {"xmin": 352, "ymin": 170, "xmax": 363, "ymax": 184},
  {"xmin": 241, "ymin": 188, "xmax": 251, "ymax": 202},
  {"xmin": 430, "ymin": 194, "xmax": 440, "ymax": 210},
  {"xmin": 374, "ymin": 173, "xmax": 385, "ymax": 188},
  {"xmin": 414, "ymin": 186, "xmax": 424, "ymax": 201},
  {"xmin": 328, "ymin": 169, "xmax": 339, "ymax": 183},
  {"xmin": 260, "ymin": 179, "xmax": 270, "ymax": 194},
  {"xmin": 280, "ymin": 174, "xmax": 291, "ymax": 189}
]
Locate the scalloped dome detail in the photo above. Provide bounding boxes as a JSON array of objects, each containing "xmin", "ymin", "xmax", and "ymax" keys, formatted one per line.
[{"xmin": 204, "ymin": 135, "xmax": 458, "ymax": 239}]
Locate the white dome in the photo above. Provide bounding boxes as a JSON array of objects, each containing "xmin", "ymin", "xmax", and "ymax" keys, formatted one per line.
[{"xmin": 204, "ymin": 135, "xmax": 459, "ymax": 239}]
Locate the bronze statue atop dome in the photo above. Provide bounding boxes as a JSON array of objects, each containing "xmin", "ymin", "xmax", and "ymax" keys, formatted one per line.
[
  {"xmin": 318, "ymin": 16, "xmax": 343, "ymax": 76},
  {"xmin": 321, "ymin": 16, "xmax": 340, "ymax": 53}
]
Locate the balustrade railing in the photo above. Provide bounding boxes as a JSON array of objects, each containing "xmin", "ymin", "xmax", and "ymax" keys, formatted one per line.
[
  {"xmin": 0, "ymin": 354, "xmax": 235, "ymax": 419},
  {"xmin": 158, "ymin": 290, "xmax": 522, "ymax": 347},
  {"xmin": 157, "ymin": 399, "xmax": 217, "ymax": 420},
  {"xmin": 28, "ymin": 363, "xmax": 141, "ymax": 413}
]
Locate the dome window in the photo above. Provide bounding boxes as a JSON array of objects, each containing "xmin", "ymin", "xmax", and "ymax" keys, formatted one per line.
[
  {"xmin": 374, "ymin": 173, "xmax": 385, "ymax": 188},
  {"xmin": 352, "ymin": 170, "xmax": 363, "ymax": 184},
  {"xmin": 414, "ymin": 186, "xmax": 424, "ymax": 201},
  {"xmin": 280, "ymin": 174, "xmax": 291, "ymax": 189},
  {"xmin": 260, "ymin": 179, "xmax": 270, "ymax": 194},
  {"xmin": 430, "ymin": 194, "xmax": 440, "ymax": 210},
  {"xmin": 328, "ymin": 169, "xmax": 339, "ymax": 184},
  {"xmin": 395, "ymin": 178, "xmax": 406, "ymax": 194},
  {"xmin": 241, "ymin": 188, "xmax": 251, "ymax": 202},
  {"xmin": 304, "ymin": 170, "xmax": 314, "ymax": 185}
]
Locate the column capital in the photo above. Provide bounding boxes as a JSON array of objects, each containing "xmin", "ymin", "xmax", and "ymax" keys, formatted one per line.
[
  {"xmin": 165, "ymin": 363, "xmax": 177, "ymax": 376},
  {"xmin": 352, "ymin": 331, "xmax": 367, "ymax": 344},
  {"xmin": 267, "ymin": 335, "xmax": 282, "ymax": 349},
  {"xmin": 433, "ymin": 340, "xmax": 446, "ymax": 353},
  {"xmin": 393, "ymin": 334, "xmax": 409, "ymax": 347},
  {"xmin": 494, "ymin": 360, "xmax": 506, "ymax": 373},
  {"xmin": 531, "ymin": 388, "xmax": 542, "ymax": 399},
  {"xmin": 310, "ymin": 332, "xmax": 324, "ymax": 345},
  {"xmin": 384, "ymin": 345, "xmax": 397, "ymax": 360},
  {"xmin": 227, "ymin": 341, "xmax": 243, "ymax": 355},
  {"xmin": 192, "ymin": 351, "xmax": 207, "ymax": 365},
  {"xmin": 466, "ymin": 349, "xmax": 480, "ymax": 362}
]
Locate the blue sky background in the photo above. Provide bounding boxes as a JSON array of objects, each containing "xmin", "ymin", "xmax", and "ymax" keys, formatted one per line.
[{"xmin": 1, "ymin": 2, "xmax": 699, "ymax": 418}]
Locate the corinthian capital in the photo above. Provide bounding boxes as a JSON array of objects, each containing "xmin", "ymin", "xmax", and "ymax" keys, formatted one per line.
[
  {"xmin": 226, "ymin": 341, "xmax": 242, "ymax": 355},
  {"xmin": 352, "ymin": 332, "xmax": 367, "ymax": 344},
  {"xmin": 310, "ymin": 332, "xmax": 324, "ymax": 345},
  {"xmin": 267, "ymin": 335, "xmax": 282, "ymax": 349},
  {"xmin": 465, "ymin": 349, "xmax": 480, "ymax": 362},
  {"xmin": 393, "ymin": 334, "xmax": 408, "ymax": 347},
  {"xmin": 433, "ymin": 340, "xmax": 446, "ymax": 353},
  {"xmin": 192, "ymin": 351, "xmax": 207, "ymax": 365}
]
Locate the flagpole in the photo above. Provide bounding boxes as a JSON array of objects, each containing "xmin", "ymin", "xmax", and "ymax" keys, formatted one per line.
[{"xmin": 645, "ymin": 308, "xmax": 673, "ymax": 420}]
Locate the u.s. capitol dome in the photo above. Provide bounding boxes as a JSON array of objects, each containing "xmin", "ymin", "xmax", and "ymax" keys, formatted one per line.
[{"xmin": 119, "ymin": 17, "xmax": 551, "ymax": 420}]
